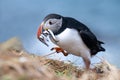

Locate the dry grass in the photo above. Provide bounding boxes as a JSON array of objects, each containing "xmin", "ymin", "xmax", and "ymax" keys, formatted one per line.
[{"xmin": 0, "ymin": 37, "xmax": 120, "ymax": 80}]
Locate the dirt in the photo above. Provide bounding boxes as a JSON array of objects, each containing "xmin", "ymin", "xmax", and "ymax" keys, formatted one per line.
[{"xmin": 0, "ymin": 37, "xmax": 120, "ymax": 80}]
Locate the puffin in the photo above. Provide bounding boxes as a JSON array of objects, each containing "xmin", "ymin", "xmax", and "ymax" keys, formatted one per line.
[{"xmin": 37, "ymin": 14, "xmax": 105, "ymax": 69}]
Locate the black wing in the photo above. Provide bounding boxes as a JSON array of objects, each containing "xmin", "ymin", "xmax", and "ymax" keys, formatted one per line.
[
  {"xmin": 80, "ymin": 30, "xmax": 105, "ymax": 56},
  {"xmin": 65, "ymin": 17, "xmax": 105, "ymax": 56}
]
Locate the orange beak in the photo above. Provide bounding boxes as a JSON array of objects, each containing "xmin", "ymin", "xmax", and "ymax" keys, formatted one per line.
[
  {"xmin": 37, "ymin": 22, "xmax": 49, "ymax": 46},
  {"xmin": 37, "ymin": 23, "xmax": 43, "ymax": 39}
]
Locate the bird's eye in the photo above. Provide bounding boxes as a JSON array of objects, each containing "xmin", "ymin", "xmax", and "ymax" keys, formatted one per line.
[{"xmin": 49, "ymin": 21, "xmax": 53, "ymax": 25}]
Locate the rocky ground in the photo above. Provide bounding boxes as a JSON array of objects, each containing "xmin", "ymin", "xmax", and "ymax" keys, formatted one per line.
[{"xmin": 0, "ymin": 37, "xmax": 120, "ymax": 80}]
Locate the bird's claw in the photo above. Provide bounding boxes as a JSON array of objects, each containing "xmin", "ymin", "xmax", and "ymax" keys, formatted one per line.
[
  {"xmin": 51, "ymin": 47, "xmax": 68, "ymax": 56},
  {"xmin": 51, "ymin": 47, "xmax": 61, "ymax": 53}
]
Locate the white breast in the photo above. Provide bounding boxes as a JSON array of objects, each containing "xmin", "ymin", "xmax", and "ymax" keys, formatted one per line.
[{"xmin": 55, "ymin": 28, "xmax": 91, "ymax": 59}]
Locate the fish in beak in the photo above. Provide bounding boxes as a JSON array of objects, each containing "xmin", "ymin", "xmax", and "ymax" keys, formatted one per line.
[
  {"xmin": 37, "ymin": 22, "xmax": 59, "ymax": 46},
  {"xmin": 37, "ymin": 22, "xmax": 49, "ymax": 46}
]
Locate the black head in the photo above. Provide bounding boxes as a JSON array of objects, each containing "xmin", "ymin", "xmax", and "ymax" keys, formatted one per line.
[
  {"xmin": 43, "ymin": 14, "xmax": 62, "ymax": 22},
  {"xmin": 38, "ymin": 14, "xmax": 63, "ymax": 34}
]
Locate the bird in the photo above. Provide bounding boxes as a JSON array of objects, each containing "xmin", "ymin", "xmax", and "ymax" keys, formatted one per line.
[{"xmin": 37, "ymin": 13, "xmax": 105, "ymax": 69}]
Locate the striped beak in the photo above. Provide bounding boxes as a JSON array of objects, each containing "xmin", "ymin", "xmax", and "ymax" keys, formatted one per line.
[{"xmin": 37, "ymin": 22, "xmax": 49, "ymax": 46}]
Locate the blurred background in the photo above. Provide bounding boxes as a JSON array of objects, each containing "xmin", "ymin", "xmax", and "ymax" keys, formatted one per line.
[{"xmin": 0, "ymin": 0, "xmax": 120, "ymax": 67}]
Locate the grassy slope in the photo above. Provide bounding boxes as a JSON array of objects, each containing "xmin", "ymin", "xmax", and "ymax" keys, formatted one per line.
[{"xmin": 0, "ymin": 37, "xmax": 120, "ymax": 80}]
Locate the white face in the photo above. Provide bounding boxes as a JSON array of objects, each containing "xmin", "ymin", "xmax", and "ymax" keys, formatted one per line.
[{"xmin": 43, "ymin": 18, "xmax": 62, "ymax": 33}]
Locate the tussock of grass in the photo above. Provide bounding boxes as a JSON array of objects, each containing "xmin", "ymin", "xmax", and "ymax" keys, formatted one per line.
[
  {"xmin": 0, "ymin": 37, "xmax": 120, "ymax": 80},
  {"xmin": 0, "ymin": 37, "xmax": 24, "ymax": 52}
]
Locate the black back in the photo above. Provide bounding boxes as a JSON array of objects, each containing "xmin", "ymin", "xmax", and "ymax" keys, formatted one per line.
[{"xmin": 59, "ymin": 17, "xmax": 105, "ymax": 56}]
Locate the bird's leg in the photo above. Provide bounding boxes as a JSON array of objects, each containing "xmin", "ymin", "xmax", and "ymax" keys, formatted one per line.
[
  {"xmin": 51, "ymin": 47, "xmax": 68, "ymax": 56},
  {"xmin": 83, "ymin": 58, "xmax": 91, "ymax": 70}
]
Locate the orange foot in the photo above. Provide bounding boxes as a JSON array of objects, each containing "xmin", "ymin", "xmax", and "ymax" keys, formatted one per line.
[{"xmin": 51, "ymin": 47, "xmax": 68, "ymax": 56}]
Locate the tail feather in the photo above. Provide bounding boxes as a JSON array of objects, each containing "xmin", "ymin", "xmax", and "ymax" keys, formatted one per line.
[
  {"xmin": 91, "ymin": 40, "xmax": 105, "ymax": 56},
  {"xmin": 98, "ymin": 40, "xmax": 105, "ymax": 51},
  {"xmin": 99, "ymin": 46, "xmax": 105, "ymax": 51},
  {"xmin": 98, "ymin": 40, "xmax": 104, "ymax": 44}
]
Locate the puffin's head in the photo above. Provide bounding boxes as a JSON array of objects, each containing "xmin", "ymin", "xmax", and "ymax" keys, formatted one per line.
[{"xmin": 37, "ymin": 14, "xmax": 63, "ymax": 46}]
